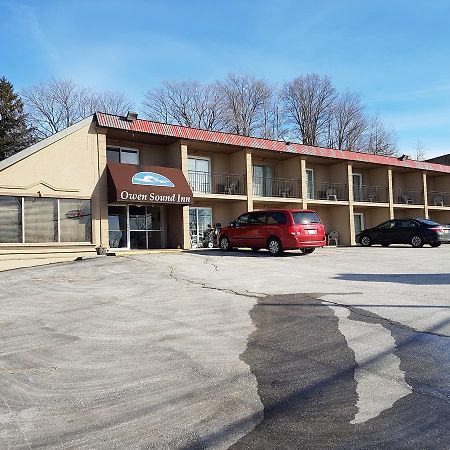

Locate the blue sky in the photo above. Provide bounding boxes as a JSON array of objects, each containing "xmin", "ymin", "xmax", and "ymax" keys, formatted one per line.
[{"xmin": 1, "ymin": 0, "xmax": 449, "ymax": 157}]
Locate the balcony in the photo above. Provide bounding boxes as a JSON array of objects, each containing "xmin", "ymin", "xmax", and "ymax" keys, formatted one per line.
[
  {"xmin": 353, "ymin": 185, "xmax": 388, "ymax": 203},
  {"xmin": 394, "ymin": 188, "xmax": 423, "ymax": 205},
  {"xmin": 253, "ymin": 177, "xmax": 301, "ymax": 198},
  {"xmin": 428, "ymin": 191, "xmax": 450, "ymax": 207},
  {"xmin": 308, "ymin": 182, "xmax": 348, "ymax": 201},
  {"xmin": 188, "ymin": 171, "xmax": 246, "ymax": 195}
]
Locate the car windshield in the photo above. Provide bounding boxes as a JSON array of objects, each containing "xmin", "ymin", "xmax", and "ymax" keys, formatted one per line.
[
  {"xmin": 415, "ymin": 218, "xmax": 441, "ymax": 226},
  {"xmin": 292, "ymin": 212, "xmax": 321, "ymax": 224}
]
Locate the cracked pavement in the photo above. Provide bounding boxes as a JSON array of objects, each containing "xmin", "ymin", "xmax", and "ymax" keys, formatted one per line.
[{"xmin": 0, "ymin": 246, "xmax": 449, "ymax": 449}]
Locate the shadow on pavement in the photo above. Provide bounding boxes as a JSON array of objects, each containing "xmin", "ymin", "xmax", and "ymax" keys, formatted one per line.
[
  {"xmin": 182, "ymin": 294, "xmax": 450, "ymax": 450},
  {"xmin": 186, "ymin": 249, "xmax": 308, "ymax": 258},
  {"xmin": 335, "ymin": 273, "xmax": 450, "ymax": 285}
]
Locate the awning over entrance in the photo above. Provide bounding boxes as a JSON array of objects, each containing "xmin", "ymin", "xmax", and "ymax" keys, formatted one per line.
[{"xmin": 107, "ymin": 163, "xmax": 193, "ymax": 204}]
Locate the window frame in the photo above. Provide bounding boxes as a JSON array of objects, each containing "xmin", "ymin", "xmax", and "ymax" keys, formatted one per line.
[
  {"xmin": 106, "ymin": 145, "xmax": 140, "ymax": 165},
  {"xmin": 0, "ymin": 195, "xmax": 92, "ymax": 245}
]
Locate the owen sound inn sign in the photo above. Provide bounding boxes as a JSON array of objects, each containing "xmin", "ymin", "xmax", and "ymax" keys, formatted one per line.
[{"xmin": 107, "ymin": 163, "xmax": 193, "ymax": 205}]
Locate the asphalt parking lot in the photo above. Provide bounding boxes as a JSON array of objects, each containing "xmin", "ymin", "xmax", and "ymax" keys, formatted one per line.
[{"xmin": 1, "ymin": 246, "xmax": 449, "ymax": 449}]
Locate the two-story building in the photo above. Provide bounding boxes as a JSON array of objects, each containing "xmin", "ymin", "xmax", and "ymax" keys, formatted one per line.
[{"xmin": 1, "ymin": 112, "xmax": 449, "ymax": 268}]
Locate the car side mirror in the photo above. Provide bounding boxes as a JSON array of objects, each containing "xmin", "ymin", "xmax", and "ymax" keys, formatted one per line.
[{"xmin": 230, "ymin": 221, "xmax": 236, "ymax": 228}]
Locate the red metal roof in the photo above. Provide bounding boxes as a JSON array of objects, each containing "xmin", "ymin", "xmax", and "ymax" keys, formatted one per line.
[{"xmin": 95, "ymin": 113, "xmax": 450, "ymax": 174}]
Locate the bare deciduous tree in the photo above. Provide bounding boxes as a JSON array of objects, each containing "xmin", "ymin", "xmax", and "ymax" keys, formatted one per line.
[
  {"xmin": 217, "ymin": 73, "xmax": 273, "ymax": 136},
  {"xmin": 94, "ymin": 91, "xmax": 134, "ymax": 116},
  {"xmin": 360, "ymin": 116, "xmax": 397, "ymax": 156},
  {"xmin": 261, "ymin": 93, "xmax": 288, "ymax": 140},
  {"xmin": 22, "ymin": 79, "xmax": 133, "ymax": 139},
  {"xmin": 413, "ymin": 139, "xmax": 426, "ymax": 161},
  {"xmin": 281, "ymin": 74, "xmax": 336, "ymax": 146},
  {"xmin": 141, "ymin": 72, "xmax": 397, "ymax": 156},
  {"xmin": 329, "ymin": 92, "xmax": 366, "ymax": 150},
  {"xmin": 143, "ymin": 80, "xmax": 224, "ymax": 131}
]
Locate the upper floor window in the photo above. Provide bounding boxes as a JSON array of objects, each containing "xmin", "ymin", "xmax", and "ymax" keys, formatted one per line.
[
  {"xmin": 188, "ymin": 157, "xmax": 211, "ymax": 193},
  {"xmin": 107, "ymin": 147, "xmax": 139, "ymax": 165}
]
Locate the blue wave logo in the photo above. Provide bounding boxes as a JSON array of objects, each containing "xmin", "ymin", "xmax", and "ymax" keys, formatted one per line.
[{"xmin": 132, "ymin": 172, "xmax": 175, "ymax": 187}]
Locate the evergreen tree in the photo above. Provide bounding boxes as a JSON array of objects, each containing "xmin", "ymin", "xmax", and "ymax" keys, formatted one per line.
[{"xmin": 0, "ymin": 77, "xmax": 35, "ymax": 160}]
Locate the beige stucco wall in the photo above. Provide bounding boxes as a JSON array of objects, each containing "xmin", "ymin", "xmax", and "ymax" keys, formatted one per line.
[
  {"xmin": 393, "ymin": 207, "xmax": 426, "ymax": 219},
  {"xmin": 354, "ymin": 166, "xmax": 389, "ymax": 188},
  {"xmin": 189, "ymin": 200, "xmax": 248, "ymax": 230},
  {"xmin": 305, "ymin": 161, "xmax": 348, "ymax": 185},
  {"xmin": 429, "ymin": 210, "xmax": 450, "ymax": 224},
  {"xmin": 427, "ymin": 173, "xmax": 450, "ymax": 192},
  {"xmin": 166, "ymin": 205, "xmax": 185, "ymax": 248},
  {"xmin": 353, "ymin": 206, "xmax": 391, "ymax": 229},
  {"xmin": 0, "ymin": 122, "xmax": 98, "ymax": 199},
  {"xmin": 392, "ymin": 170, "xmax": 423, "ymax": 191},
  {"xmin": 0, "ymin": 120, "xmax": 101, "ymax": 268},
  {"xmin": 313, "ymin": 205, "xmax": 352, "ymax": 245},
  {"xmin": 107, "ymin": 138, "xmax": 182, "ymax": 168}
]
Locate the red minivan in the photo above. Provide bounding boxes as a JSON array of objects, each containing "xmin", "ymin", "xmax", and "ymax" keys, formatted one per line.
[{"xmin": 218, "ymin": 209, "xmax": 326, "ymax": 256}]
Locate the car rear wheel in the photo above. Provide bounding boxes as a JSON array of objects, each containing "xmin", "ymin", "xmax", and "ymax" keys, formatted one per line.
[
  {"xmin": 300, "ymin": 247, "xmax": 315, "ymax": 254},
  {"xmin": 411, "ymin": 235, "xmax": 424, "ymax": 248},
  {"xmin": 267, "ymin": 237, "xmax": 283, "ymax": 256},
  {"xmin": 360, "ymin": 235, "xmax": 372, "ymax": 247},
  {"xmin": 430, "ymin": 242, "xmax": 442, "ymax": 248},
  {"xmin": 219, "ymin": 236, "xmax": 232, "ymax": 251}
]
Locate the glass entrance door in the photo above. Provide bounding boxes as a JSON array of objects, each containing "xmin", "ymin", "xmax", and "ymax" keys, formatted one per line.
[
  {"xmin": 306, "ymin": 169, "xmax": 314, "ymax": 200},
  {"xmin": 129, "ymin": 205, "xmax": 162, "ymax": 249},
  {"xmin": 253, "ymin": 165, "xmax": 273, "ymax": 196},
  {"xmin": 188, "ymin": 157, "xmax": 211, "ymax": 193},
  {"xmin": 108, "ymin": 205, "xmax": 164, "ymax": 249},
  {"xmin": 353, "ymin": 173, "xmax": 363, "ymax": 202},
  {"xmin": 189, "ymin": 207, "xmax": 212, "ymax": 247},
  {"xmin": 354, "ymin": 213, "xmax": 364, "ymax": 236}
]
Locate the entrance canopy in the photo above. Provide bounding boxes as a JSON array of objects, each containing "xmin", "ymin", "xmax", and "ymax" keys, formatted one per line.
[{"xmin": 107, "ymin": 163, "xmax": 193, "ymax": 204}]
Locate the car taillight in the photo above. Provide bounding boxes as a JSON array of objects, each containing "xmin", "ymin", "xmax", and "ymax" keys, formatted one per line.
[
  {"xmin": 430, "ymin": 227, "xmax": 443, "ymax": 232},
  {"xmin": 288, "ymin": 226, "xmax": 300, "ymax": 236}
]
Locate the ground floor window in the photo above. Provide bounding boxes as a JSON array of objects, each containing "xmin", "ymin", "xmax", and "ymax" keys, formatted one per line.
[
  {"xmin": 24, "ymin": 198, "xmax": 58, "ymax": 243},
  {"xmin": 108, "ymin": 205, "xmax": 164, "ymax": 249},
  {"xmin": 354, "ymin": 213, "xmax": 364, "ymax": 236},
  {"xmin": 0, "ymin": 195, "xmax": 91, "ymax": 244},
  {"xmin": 189, "ymin": 207, "xmax": 212, "ymax": 247},
  {"xmin": 0, "ymin": 196, "xmax": 22, "ymax": 243}
]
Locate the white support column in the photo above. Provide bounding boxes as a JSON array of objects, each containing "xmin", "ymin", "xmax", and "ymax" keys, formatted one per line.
[
  {"xmin": 181, "ymin": 142, "xmax": 191, "ymax": 249},
  {"xmin": 300, "ymin": 158, "xmax": 308, "ymax": 209},
  {"xmin": 245, "ymin": 149, "xmax": 253, "ymax": 212},
  {"xmin": 388, "ymin": 168, "xmax": 394, "ymax": 219},
  {"xmin": 347, "ymin": 163, "xmax": 356, "ymax": 245},
  {"xmin": 423, "ymin": 173, "xmax": 429, "ymax": 219}
]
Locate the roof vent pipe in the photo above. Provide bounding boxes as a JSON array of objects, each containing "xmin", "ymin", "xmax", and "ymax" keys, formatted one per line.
[
  {"xmin": 126, "ymin": 111, "xmax": 138, "ymax": 121},
  {"xmin": 398, "ymin": 154, "xmax": 409, "ymax": 161}
]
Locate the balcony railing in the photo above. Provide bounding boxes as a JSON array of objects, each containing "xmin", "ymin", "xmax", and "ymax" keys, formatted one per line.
[
  {"xmin": 307, "ymin": 182, "xmax": 348, "ymax": 201},
  {"xmin": 353, "ymin": 185, "xmax": 388, "ymax": 203},
  {"xmin": 253, "ymin": 177, "xmax": 301, "ymax": 198},
  {"xmin": 428, "ymin": 190, "xmax": 450, "ymax": 207},
  {"xmin": 188, "ymin": 171, "xmax": 246, "ymax": 195},
  {"xmin": 394, "ymin": 188, "xmax": 423, "ymax": 205}
]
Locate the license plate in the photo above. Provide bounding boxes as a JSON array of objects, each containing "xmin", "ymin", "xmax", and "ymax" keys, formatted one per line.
[{"xmin": 307, "ymin": 229, "xmax": 317, "ymax": 235}]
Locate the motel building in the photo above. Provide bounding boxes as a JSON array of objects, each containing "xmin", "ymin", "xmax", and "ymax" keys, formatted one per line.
[{"xmin": 1, "ymin": 111, "xmax": 450, "ymax": 269}]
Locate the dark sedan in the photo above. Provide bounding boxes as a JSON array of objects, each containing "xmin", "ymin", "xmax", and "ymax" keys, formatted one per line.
[{"xmin": 356, "ymin": 218, "xmax": 450, "ymax": 248}]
